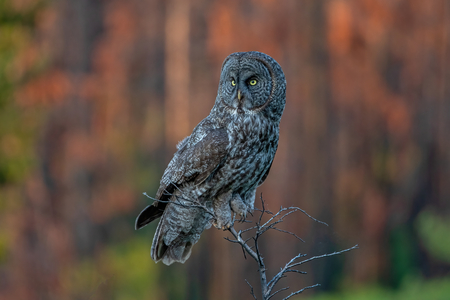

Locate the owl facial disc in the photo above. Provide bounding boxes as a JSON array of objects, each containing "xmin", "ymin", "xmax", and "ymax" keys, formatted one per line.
[{"xmin": 217, "ymin": 52, "xmax": 284, "ymax": 118}]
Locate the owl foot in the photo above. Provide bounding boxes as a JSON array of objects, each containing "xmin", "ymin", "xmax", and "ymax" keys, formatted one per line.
[
  {"xmin": 212, "ymin": 218, "xmax": 233, "ymax": 230},
  {"xmin": 230, "ymin": 194, "xmax": 248, "ymax": 222},
  {"xmin": 212, "ymin": 191, "xmax": 233, "ymax": 230}
]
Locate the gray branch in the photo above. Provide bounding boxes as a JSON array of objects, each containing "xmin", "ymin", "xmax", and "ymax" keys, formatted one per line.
[{"xmin": 226, "ymin": 196, "xmax": 359, "ymax": 300}]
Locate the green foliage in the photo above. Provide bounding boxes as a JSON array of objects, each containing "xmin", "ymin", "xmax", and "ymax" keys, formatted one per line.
[
  {"xmin": 0, "ymin": 0, "xmax": 47, "ymax": 282},
  {"xmin": 416, "ymin": 210, "xmax": 450, "ymax": 264},
  {"xmin": 61, "ymin": 236, "xmax": 163, "ymax": 299},
  {"xmin": 102, "ymin": 236, "xmax": 162, "ymax": 300},
  {"xmin": 305, "ymin": 276, "xmax": 450, "ymax": 300},
  {"xmin": 305, "ymin": 211, "xmax": 450, "ymax": 300},
  {"xmin": 0, "ymin": 229, "xmax": 8, "ymax": 264},
  {"xmin": 62, "ymin": 258, "xmax": 105, "ymax": 299},
  {"xmin": 0, "ymin": 0, "xmax": 44, "ymax": 28},
  {"xmin": 388, "ymin": 224, "xmax": 419, "ymax": 287},
  {"xmin": 0, "ymin": 0, "xmax": 44, "ymax": 186}
]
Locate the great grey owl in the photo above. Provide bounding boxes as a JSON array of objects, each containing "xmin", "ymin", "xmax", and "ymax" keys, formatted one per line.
[{"xmin": 135, "ymin": 51, "xmax": 286, "ymax": 265}]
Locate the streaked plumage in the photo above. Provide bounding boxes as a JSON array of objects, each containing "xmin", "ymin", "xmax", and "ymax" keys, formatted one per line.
[{"xmin": 136, "ymin": 51, "xmax": 286, "ymax": 265}]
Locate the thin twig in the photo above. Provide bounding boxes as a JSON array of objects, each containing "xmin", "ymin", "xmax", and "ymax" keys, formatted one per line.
[
  {"xmin": 271, "ymin": 227, "xmax": 305, "ymax": 242},
  {"xmin": 267, "ymin": 253, "xmax": 306, "ymax": 291},
  {"xmin": 267, "ymin": 286, "xmax": 290, "ymax": 300},
  {"xmin": 245, "ymin": 279, "xmax": 257, "ymax": 300},
  {"xmin": 229, "ymin": 227, "xmax": 259, "ymax": 262},
  {"xmin": 289, "ymin": 245, "xmax": 359, "ymax": 269},
  {"xmin": 282, "ymin": 283, "xmax": 321, "ymax": 300},
  {"xmin": 284, "ymin": 269, "xmax": 307, "ymax": 275}
]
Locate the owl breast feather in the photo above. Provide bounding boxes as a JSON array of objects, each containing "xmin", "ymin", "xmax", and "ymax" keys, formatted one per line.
[{"xmin": 197, "ymin": 114, "xmax": 278, "ymax": 199}]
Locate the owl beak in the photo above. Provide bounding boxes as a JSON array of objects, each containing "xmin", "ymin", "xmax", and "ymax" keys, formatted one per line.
[{"xmin": 237, "ymin": 89, "xmax": 242, "ymax": 101}]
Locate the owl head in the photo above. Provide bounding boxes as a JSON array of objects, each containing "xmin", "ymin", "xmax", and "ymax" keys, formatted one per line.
[{"xmin": 215, "ymin": 51, "xmax": 286, "ymax": 122}]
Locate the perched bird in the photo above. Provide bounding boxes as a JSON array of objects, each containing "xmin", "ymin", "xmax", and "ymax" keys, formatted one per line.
[{"xmin": 135, "ymin": 51, "xmax": 286, "ymax": 265}]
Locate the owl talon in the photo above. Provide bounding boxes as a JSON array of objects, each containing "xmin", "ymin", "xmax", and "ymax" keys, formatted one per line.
[
  {"xmin": 222, "ymin": 223, "xmax": 232, "ymax": 230},
  {"xmin": 213, "ymin": 218, "xmax": 233, "ymax": 230},
  {"xmin": 230, "ymin": 195, "xmax": 248, "ymax": 219}
]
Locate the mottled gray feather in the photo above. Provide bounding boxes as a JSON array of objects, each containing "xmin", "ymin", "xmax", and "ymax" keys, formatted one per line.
[{"xmin": 135, "ymin": 51, "xmax": 286, "ymax": 265}]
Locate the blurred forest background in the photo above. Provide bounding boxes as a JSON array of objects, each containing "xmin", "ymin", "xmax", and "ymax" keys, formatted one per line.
[{"xmin": 0, "ymin": 0, "xmax": 449, "ymax": 299}]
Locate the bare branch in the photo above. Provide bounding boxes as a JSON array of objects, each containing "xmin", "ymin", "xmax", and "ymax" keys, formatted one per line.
[
  {"xmin": 259, "ymin": 207, "xmax": 297, "ymax": 230},
  {"xmin": 245, "ymin": 279, "xmax": 257, "ymax": 300},
  {"xmin": 228, "ymin": 227, "xmax": 259, "ymax": 262},
  {"xmin": 223, "ymin": 237, "xmax": 241, "ymax": 244},
  {"xmin": 271, "ymin": 227, "xmax": 305, "ymax": 243},
  {"xmin": 241, "ymin": 225, "xmax": 258, "ymax": 234},
  {"xmin": 289, "ymin": 244, "xmax": 359, "ymax": 269},
  {"xmin": 267, "ymin": 286, "xmax": 290, "ymax": 300},
  {"xmin": 282, "ymin": 283, "xmax": 321, "ymax": 300},
  {"xmin": 257, "ymin": 195, "xmax": 266, "ymax": 226},
  {"xmin": 267, "ymin": 253, "xmax": 307, "ymax": 291},
  {"xmin": 223, "ymin": 196, "xmax": 358, "ymax": 300},
  {"xmin": 284, "ymin": 269, "xmax": 307, "ymax": 275}
]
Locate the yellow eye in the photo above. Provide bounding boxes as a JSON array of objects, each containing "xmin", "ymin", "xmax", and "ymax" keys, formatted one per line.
[
  {"xmin": 249, "ymin": 79, "xmax": 257, "ymax": 86},
  {"xmin": 231, "ymin": 80, "xmax": 236, "ymax": 86}
]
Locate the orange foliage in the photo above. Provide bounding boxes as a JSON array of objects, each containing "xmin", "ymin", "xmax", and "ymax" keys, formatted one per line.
[
  {"xmin": 2, "ymin": 0, "xmax": 449, "ymax": 299},
  {"xmin": 16, "ymin": 69, "xmax": 71, "ymax": 106}
]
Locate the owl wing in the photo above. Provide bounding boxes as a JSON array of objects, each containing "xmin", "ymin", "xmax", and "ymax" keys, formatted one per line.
[
  {"xmin": 135, "ymin": 127, "xmax": 229, "ymax": 230},
  {"xmin": 258, "ymin": 160, "xmax": 273, "ymax": 186}
]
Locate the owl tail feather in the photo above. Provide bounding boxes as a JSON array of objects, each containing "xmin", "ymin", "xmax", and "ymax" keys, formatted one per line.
[
  {"xmin": 135, "ymin": 204, "xmax": 165, "ymax": 230},
  {"xmin": 151, "ymin": 218, "xmax": 194, "ymax": 265}
]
